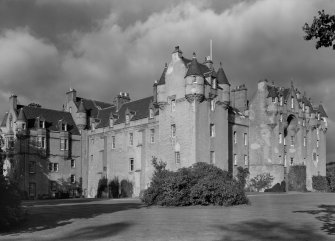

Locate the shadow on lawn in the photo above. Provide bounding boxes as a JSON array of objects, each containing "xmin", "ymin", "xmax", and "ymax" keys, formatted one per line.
[
  {"xmin": 294, "ymin": 204, "xmax": 335, "ymax": 235},
  {"xmin": 4, "ymin": 201, "xmax": 143, "ymax": 234},
  {"xmin": 216, "ymin": 219, "xmax": 328, "ymax": 241}
]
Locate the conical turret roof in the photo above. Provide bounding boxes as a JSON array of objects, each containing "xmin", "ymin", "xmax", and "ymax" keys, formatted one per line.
[
  {"xmin": 217, "ymin": 62, "xmax": 230, "ymax": 85},
  {"xmin": 185, "ymin": 53, "xmax": 203, "ymax": 78},
  {"xmin": 17, "ymin": 108, "xmax": 27, "ymax": 122},
  {"xmin": 318, "ymin": 104, "xmax": 328, "ymax": 118},
  {"xmin": 157, "ymin": 63, "xmax": 168, "ymax": 85},
  {"xmin": 77, "ymin": 100, "xmax": 86, "ymax": 113}
]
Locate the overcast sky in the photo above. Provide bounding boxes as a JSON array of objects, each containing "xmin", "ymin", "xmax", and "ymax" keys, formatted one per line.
[{"xmin": 0, "ymin": 0, "xmax": 334, "ymax": 160}]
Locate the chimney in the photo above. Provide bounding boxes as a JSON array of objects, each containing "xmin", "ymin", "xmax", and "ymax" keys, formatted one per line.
[
  {"xmin": 204, "ymin": 56, "xmax": 213, "ymax": 69},
  {"xmin": 9, "ymin": 94, "xmax": 17, "ymax": 112},
  {"xmin": 66, "ymin": 88, "xmax": 77, "ymax": 103},
  {"xmin": 114, "ymin": 92, "xmax": 131, "ymax": 111},
  {"xmin": 172, "ymin": 46, "xmax": 183, "ymax": 62},
  {"xmin": 232, "ymin": 84, "xmax": 248, "ymax": 111}
]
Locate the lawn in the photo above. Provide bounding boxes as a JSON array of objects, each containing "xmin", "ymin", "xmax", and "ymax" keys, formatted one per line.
[{"xmin": 1, "ymin": 192, "xmax": 334, "ymax": 241}]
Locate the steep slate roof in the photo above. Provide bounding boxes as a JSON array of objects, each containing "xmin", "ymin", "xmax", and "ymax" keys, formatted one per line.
[
  {"xmin": 20, "ymin": 106, "xmax": 80, "ymax": 135},
  {"xmin": 267, "ymin": 85, "xmax": 279, "ymax": 98},
  {"xmin": 318, "ymin": 104, "xmax": 328, "ymax": 118},
  {"xmin": 17, "ymin": 108, "xmax": 27, "ymax": 121},
  {"xmin": 185, "ymin": 54, "xmax": 204, "ymax": 77},
  {"xmin": 74, "ymin": 97, "xmax": 113, "ymax": 118},
  {"xmin": 157, "ymin": 63, "xmax": 168, "ymax": 85},
  {"xmin": 1, "ymin": 113, "xmax": 8, "ymax": 127},
  {"xmin": 217, "ymin": 63, "xmax": 230, "ymax": 85},
  {"xmin": 77, "ymin": 100, "xmax": 86, "ymax": 113},
  {"xmin": 95, "ymin": 106, "xmax": 117, "ymax": 128}
]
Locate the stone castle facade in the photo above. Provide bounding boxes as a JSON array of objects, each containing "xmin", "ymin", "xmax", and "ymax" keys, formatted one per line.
[{"xmin": 1, "ymin": 46, "xmax": 328, "ymax": 198}]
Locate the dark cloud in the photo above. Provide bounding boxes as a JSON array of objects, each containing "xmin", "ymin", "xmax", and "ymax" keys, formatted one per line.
[{"xmin": 0, "ymin": 0, "xmax": 334, "ymax": 160}]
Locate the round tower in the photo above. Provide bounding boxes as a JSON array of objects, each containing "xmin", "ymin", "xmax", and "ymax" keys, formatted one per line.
[
  {"xmin": 185, "ymin": 53, "xmax": 205, "ymax": 103},
  {"xmin": 76, "ymin": 100, "xmax": 87, "ymax": 130},
  {"xmin": 217, "ymin": 62, "xmax": 230, "ymax": 103}
]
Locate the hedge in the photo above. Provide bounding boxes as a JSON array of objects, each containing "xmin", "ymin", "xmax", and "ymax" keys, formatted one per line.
[{"xmin": 312, "ymin": 175, "xmax": 327, "ymax": 191}]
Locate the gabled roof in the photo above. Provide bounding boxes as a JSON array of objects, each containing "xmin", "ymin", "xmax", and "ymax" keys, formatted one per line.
[
  {"xmin": 74, "ymin": 97, "xmax": 113, "ymax": 118},
  {"xmin": 20, "ymin": 106, "xmax": 80, "ymax": 135},
  {"xmin": 157, "ymin": 63, "xmax": 168, "ymax": 86},
  {"xmin": 318, "ymin": 104, "xmax": 328, "ymax": 118},
  {"xmin": 217, "ymin": 63, "xmax": 230, "ymax": 85},
  {"xmin": 95, "ymin": 106, "xmax": 117, "ymax": 129},
  {"xmin": 17, "ymin": 108, "xmax": 27, "ymax": 122},
  {"xmin": 185, "ymin": 53, "xmax": 204, "ymax": 78},
  {"xmin": 77, "ymin": 100, "xmax": 86, "ymax": 113}
]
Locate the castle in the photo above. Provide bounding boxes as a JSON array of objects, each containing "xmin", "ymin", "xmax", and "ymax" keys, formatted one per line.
[{"xmin": 1, "ymin": 46, "xmax": 328, "ymax": 198}]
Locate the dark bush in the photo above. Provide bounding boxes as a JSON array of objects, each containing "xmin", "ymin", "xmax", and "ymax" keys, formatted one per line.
[
  {"xmin": 97, "ymin": 176, "xmax": 108, "ymax": 198},
  {"xmin": 141, "ymin": 158, "xmax": 249, "ymax": 206},
  {"xmin": 327, "ymin": 165, "xmax": 335, "ymax": 192},
  {"xmin": 312, "ymin": 175, "xmax": 327, "ymax": 191},
  {"xmin": 288, "ymin": 166, "xmax": 307, "ymax": 191},
  {"xmin": 249, "ymin": 173, "xmax": 274, "ymax": 192},
  {"xmin": 108, "ymin": 177, "xmax": 120, "ymax": 198},
  {"xmin": 264, "ymin": 181, "xmax": 286, "ymax": 192},
  {"xmin": 120, "ymin": 179, "xmax": 133, "ymax": 198},
  {"xmin": 236, "ymin": 166, "xmax": 249, "ymax": 189},
  {"xmin": 0, "ymin": 177, "xmax": 25, "ymax": 231}
]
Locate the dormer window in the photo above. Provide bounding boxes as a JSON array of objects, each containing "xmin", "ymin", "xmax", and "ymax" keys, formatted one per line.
[
  {"xmin": 39, "ymin": 120, "xmax": 45, "ymax": 129},
  {"xmin": 149, "ymin": 108, "xmax": 154, "ymax": 119},
  {"xmin": 61, "ymin": 123, "xmax": 67, "ymax": 131},
  {"xmin": 192, "ymin": 75, "xmax": 197, "ymax": 83},
  {"xmin": 125, "ymin": 114, "xmax": 130, "ymax": 124},
  {"xmin": 109, "ymin": 118, "xmax": 114, "ymax": 128}
]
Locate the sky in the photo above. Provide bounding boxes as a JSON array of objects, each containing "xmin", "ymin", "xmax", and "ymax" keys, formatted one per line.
[{"xmin": 0, "ymin": 0, "xmax": 334, "ymax": 160}]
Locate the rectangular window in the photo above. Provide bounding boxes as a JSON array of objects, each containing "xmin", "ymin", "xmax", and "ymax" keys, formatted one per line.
[
  {"xmin": 279, "ymin": 133, "xmax": 282, "ymax": 144},
  {"xmin": 290, "ymin": 157, "xmax": 294, "ymax": 166},
  {"xmin": 233, "ymin": 131, "xmax": 237, "ymax": 144},
  {"xmin": 280, "ymin": 97, "xmax": 283, "ymax": 106},
  {"xmin": 54, "ymin": 163, "xmax": 59, "ymax": 172},
  {"xmin": 62, "ymin": 123, "xmax": 67, "ymax": 131},
  {"xmin": 70, "ymin": 174, "xmax": 76, "ymax": 183},
  {"xmin": 71, "ymin": 159, "xmax": 75, "ymax": 168},
  {"xmin": 284, "ymin": 137, "xmax": 286, "ymax": 146},
  {"xmin": 284, "ymin": 155, "xmax": 287, "ymax": 167},
  {"xmin": 129, "ymin": 133, "xmax": 133, "ymax": 146},
  {"xmin": 29, "ymin": 161, "xmax": 36, "ymax": 174},
  {"xmin": 244, "ymin": 155, "xmax": 248, "ymax": 166},
  {"xmin": 244, "ymin": 133, "xmax": 247, "ymax": 146},
  {"xmin": 171, "ymin": 124, "xmax": 176, "ymax": 138},
  {"xmin": 38, "ymin": 136, "xmax": 46, "ymax": 149},
  {"xmin": 303, "ymin": 119, "xmax": 305, "ymax": 126},
  {"xmin": 290, "ymin": 136, "xmax": 294, "ymax": 146},
  {"xmin": 22, "ymin": 123, "xmax": 26, "ymax": 130},
  {"xmin": 303, "ymin": 137, "xmax": 306, "ymax": 147},
  {"xmin": 234, "ymin": 154, "xmax": 237, "ymax": 165},
  {"xmin": 149, "ymin": 109, "xmax": 154, "ymax": 119},
  {"xmin": 60, "ymin": 139, "xmax": 68, "ymax": 150},
  {"xmin": 125, "ymin": 114, "xmax": 130, "ymax": 124},
  {"xmin": 317, "ymin": 129, "xmax": 320, "ymax": 140},
  {"xmin": 210, "ymin": 100, "xmax": 215, "ymax": 111},
  {"xmin": 48, "ymin": 163, "xmax": 53, "ymax": 172},
  {"xmin": 40, "ymin": 121, "xmax": 45, "ymax": 128},
  {"xmin": 210, "ymin": 151, "xmax": 215, "ymax": 164},
  {"xmin": 129, "ymin": 158, "xmax": 134, "ymax": 171},
  {"xmin": 210, "ymin": 124, "xmax": 215, "ymax": 137},
  {"xmin": 317, "ymin": 140, "xmax": 319, "ymax": 148},
  {"xmin": 112, "ymin": 136, "xmax": 116, "ymax": 149},
  {"xmin": 291, "ymin": 98, "xmax": 294, "ymax": 109},
  {"xmin": 280, "ymin": 114, "xmax": 283, "ymax": 122},
  {"xmin": 150, "ymin": 129, "xmax": 155, "ymax": 143},
  {"xmin": 109, "ymin": 118, "xmax": 114, "ymax": 128},
  {"xmin": 171, "ymin": 99, "xmax": 176, "ymax": 112},
  {"xmin": 175, "ymin": 152, "xmax": 180, "ymax": 163},
  {"xmin": 318, "ymin": 113, "xmax": 320, "ymax": 120}
]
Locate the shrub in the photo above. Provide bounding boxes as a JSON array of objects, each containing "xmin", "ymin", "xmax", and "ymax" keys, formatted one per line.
[
  {"xmin": 236, "ymin": 166, "xmax": 249, "ymax": 189},
  {"xmin": 264, "ymin": 181, "xmax": 286, "ymax": 192},
  {"xmin": 108, "ymin": 177, "xmax": 120, "ymax": 198},
  {"xmin": 249, "ymin": 173, "xmax": 274, "ymax": 192},
  {"xmin": 312, "ymin": 175, "xmax": 327, "ymax": 191},
  {"xmin": 120, "ymin": 179, "xmax": 133, "ymax": 198},
  {"xmin": 288, "ymin": 166, "xmax": 307, "ymax": 191},
  {"xmin": 327, "ymin": 166, "xmax": 335, "ymax": 192},
  {"xmin": 0, "ymin": 177, "xmax": 25, "ymax": 231},
  {"xmin": 141, "ymin": 158, "xmax": 249, "ymax": 206},
  {"xmin": 97, "ymin": 176, "xmax": 108, "ymax": 198}
]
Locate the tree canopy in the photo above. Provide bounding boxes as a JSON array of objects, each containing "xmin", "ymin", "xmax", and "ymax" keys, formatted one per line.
[{"xmin": 303, "ymin": 10, "xmax": 335, "ymax": 49}]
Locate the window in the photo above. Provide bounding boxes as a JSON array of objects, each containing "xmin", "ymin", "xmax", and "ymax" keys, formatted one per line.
[
  {"xmin": 54, "ymin": 163, "xmax": 59, "ymax": 172},
  {"xmin": 244, "ymin": 133, "xmax": 247, "ymax": 146},
  {"xmin": 212, "ymin": 79, "xmax": 217, "ymax": 89},
  {"xmin": 302, "ymin": 103, "xmax": 305, "ymax": 112},
  {"xmin": 280, "ymin": 97, "xmax": 283, "ymax": 106},
  {"xmin": 284, "ymin": 137, "xmax": 286, "ymax": 146},
  {"xmin": 40, "ymin": 121, "xmax": 45, "ymax": 129},
  {"xmin": 303, "ymin": 119, "xmax": 305, "ymax": 127},
  {"xmin": 38, "ymin": 136, "xmax": 46, "ymax": 149},
  {"xmin": 171, "ymin": 99, "xmax": 176, "ymax": 112},
  {"xmin": 22, "ymin": 123, "xmax": 26, "ymax": 130},
  {"xmin": 29, "ymin": 183, "xmax": 36, "ymax": 197},
  {"xmin": 7, "ymin": 137, "xmax": 14, "ymax": 149},
  {"xmin": 109, "ymin": 118, "xmax": 114, "ymax": 128},
  {"xmin": 280, "ymin": 114, "xmax": 283, "ymax": 122},
  {"xmin": 149, "ymin": 108, "xmax": 154, "ymax": 119},
  {"xmin": 192, "ymin": 75, "xmax": 197, "ymax": 83},
  {"xmin": 70, "ymin": 174, "xmax": 76, "ymax": 183},
  {"xmin": 210, "ymin": 100, "xmax": 215, "ymax": 111},
  {"xmin": 317, "ymin": 155, "xmax": 319, "ymax": 162},
  {"xmin": 71, "ymin": 159, "xmax": 75, "ymax": 168},
  {"xmin": 272, "ymin": 97, "xmax": 276, "ymax": 103},
  {"xmin": 175, "ymin": 152, "xmax": 180, "ymax": 163},
  {"xmin": 291, "ymin": 98, "xmax": 294, "ymax": 109},
  {"xmin": 234, "ymin": 154, "xmax": 237, "ymax": 166},
  {"xmin": 150, "ymin": 129, "xmax": 155, "ymax": 143},
  {"xmin": 244, "ymin": 155, "xmax": 248, "ymax": 166},
  {"xmin": 210, "ymin": 151, "xmax": 215, "ymax": 164},
  {"xmin": 303, "ymin": 137, "xmax": 306, "ymax": 147},
  {"xmin": 233, "ymin": 131, "xmax": 237, "ymax": 144},
  {"xmin": 284, "ymin": 155, "xmax": 287, "ymax": 167},
  {"xmin": 318, "ymin": 113, "xmax": 320, "ymax": 120},
  {"xmin": 317, "ymin": 129, "xmax": 320, "ymax": 140},
  {"xmin": 112, "ymin": 136, "xmax": 116, "ymax": 149},
  {"xmin": 29, "ymin": 161, "xmax": 36, "ymax": 174},
  {"xmin": 317, "ymin": 140, "xmax": 319, "ymax": 148},
  {"xmin": 171, "ymin": 124, "xmax": 176, "ymax": 138},
  {"xmin": 279, "ymin": 133, "xmax": 282, "ymax": 144},
  {"xmin": 60, "ymin": 139, "xmax": 68, "ymax": 150},
  {"xmin": 313, "ymin": 152, "xmax": 317, "ymax": 161},
  {"xmin": 129, "ymin": 133, "xmax": 133, "ymax": 146},
  {"xmin": 290, "ymin": 136, "xmax": 294, "ymax": 146},
  {"xmin": 290, "ymin": 157, "xmax": 293, "ymax": 166},
  {"xmin": 210, "ymin": 124, "xmax": 215, "ymax": 137},
  {"xmin": 129, "ymin": 158, "xmax": 134, "ymax": 171},
  {"xmin": 125, "ymin": 114, "xmax": 130, "ymax": 124},
  {"xmin": 61, "ymin": 123, "xmax": 67, "ymax": 131},
  {"xmin": 48, "ymin": 163, "xmax": 53, "ymax": 171}
]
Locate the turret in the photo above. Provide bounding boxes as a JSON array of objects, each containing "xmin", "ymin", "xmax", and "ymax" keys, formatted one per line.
[
  {"xmin": 75, "ymin": 100, "xmax": 87, "ymax": 130},
  {"xmin": 217, "ymin": 62, "xmax": 230, "ymax": 103},
  {"xmin": 185, "ymin": 53, "xmax": 205, "ymax": 103},
  {"xmin": 156, "ymin": 63, "xmax": 167, "ymax": 104},
  {"xmin": 16, "ymin": 108, "xmax": 27, "ymax": 133}
]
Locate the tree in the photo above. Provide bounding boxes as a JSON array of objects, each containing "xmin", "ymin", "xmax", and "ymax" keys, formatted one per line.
[{"xmin": 303, "ymin": 10, "xmax": 335, "ymax": 49}]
